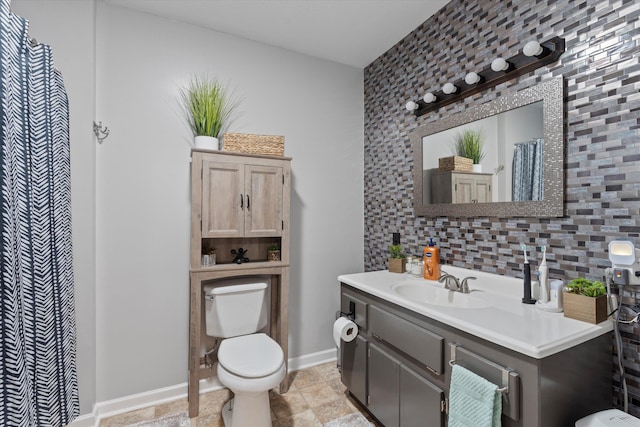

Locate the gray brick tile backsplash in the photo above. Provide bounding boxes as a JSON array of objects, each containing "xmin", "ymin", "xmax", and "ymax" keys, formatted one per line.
[{"xmin": 364, "ymin": 0, "xmax": 639, "ymax": 413}]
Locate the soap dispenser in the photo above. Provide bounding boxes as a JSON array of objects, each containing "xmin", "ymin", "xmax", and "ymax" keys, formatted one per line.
[{"xmin": 423, "ymin": 238, "xmax": 440, "ymax": 280}]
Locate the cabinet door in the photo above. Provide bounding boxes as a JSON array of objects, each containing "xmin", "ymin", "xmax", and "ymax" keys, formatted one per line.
[
  {"xmin": 369, "ymin": 343, "xmax": 400, "ymax": 427},
  {"xmin": 341, "ymin": 335, "xmax": 367, "ymax": 405},
  {"xmin": 474, "ymin": 176, "xmax": 492, "ymax": 203},
  {"xmin": 453, "ymin": 177, "xmax": 474, "ymax": 203},
  {"xmin": 245, "ymin": 165, "xmax": 283, "ymax": 237},
  {"xmin": 202, "ymin": 161, "xmax": 244, "ymax": 238},
  {"xmin": 400, "ymin": 365, "xmax": 445, "ymax": 427}
]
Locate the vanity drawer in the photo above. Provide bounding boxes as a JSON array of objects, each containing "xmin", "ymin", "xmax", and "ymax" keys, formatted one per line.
[
  {"xmin": 369, "ymin": 305, "xmax": 444, "ymax": 375},
  {"xmin": 449, "ymin": 343, "xmax": 520, "ymax": 422}
]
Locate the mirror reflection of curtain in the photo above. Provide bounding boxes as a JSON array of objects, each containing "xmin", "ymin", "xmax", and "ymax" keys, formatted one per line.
[{"xmin": 512, "ymin": 138, "xmax": 544, "ymax": 201}]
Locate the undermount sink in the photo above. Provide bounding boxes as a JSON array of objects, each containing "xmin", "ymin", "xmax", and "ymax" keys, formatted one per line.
[{"xmin": 391, "ymin": 282, "xmax": 490, "ymax": 309}]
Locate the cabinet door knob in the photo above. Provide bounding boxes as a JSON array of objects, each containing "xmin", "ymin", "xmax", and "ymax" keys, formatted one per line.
[
  {"xmin": 240, "ymin": 193, "xmax": 244, "ymax": 209},
  {"xmin": 246, "ymin": 194, "xmax": 250, "ymax": 210}
]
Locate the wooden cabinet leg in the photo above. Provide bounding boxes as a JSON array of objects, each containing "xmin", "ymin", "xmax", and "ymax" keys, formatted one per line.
[{"xmin": 188, "ymin": 368, "xmax": 199, "ymax": 418}]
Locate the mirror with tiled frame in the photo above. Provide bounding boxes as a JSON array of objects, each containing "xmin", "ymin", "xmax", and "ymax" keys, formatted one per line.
[{"xmin": 411, "ymin": 76, "xmax": 564, "ymax": 217}]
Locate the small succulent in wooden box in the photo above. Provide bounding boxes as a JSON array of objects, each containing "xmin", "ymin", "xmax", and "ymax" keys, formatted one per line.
[
  {"xmin": 388, "ymin": 244, "xmax": 406, "ymax": 273},
  {"xmin": 563, "ymin": 278, "xmax": 608, "ymax": 324}
]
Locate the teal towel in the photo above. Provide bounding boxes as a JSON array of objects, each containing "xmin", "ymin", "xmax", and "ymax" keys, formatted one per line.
[{"xmin": 448, "ymin": 364, "xmax": 502, "ymax": 427}]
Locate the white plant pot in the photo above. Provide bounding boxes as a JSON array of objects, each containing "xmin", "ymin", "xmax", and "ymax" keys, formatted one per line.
[
  {"xmin": 195, "ymin": 136, "xmax": 219, "ymax": 150},
  {"xmin": 472, "ymin": 163, "xmax": 482, "ymax": 173}
]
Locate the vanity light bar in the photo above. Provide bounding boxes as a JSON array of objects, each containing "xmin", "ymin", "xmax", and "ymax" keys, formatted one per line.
[{"xmin": 408, "ymin": 36, "xmax": 565, "ymax": 117}]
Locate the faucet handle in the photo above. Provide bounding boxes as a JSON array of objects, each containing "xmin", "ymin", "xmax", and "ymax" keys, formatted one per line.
[{"xmin": 460, "ymin": 276, "xmax": 477, "ymax": 293}]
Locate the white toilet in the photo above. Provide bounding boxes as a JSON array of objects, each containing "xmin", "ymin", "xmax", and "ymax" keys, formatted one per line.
[
  {"xmin": 576, "ymin": 409, "xmax": 640, "ymax": 426},
  {"xmin": 204, "ymin": 277, "xmax": 286, "ymax": 427}
]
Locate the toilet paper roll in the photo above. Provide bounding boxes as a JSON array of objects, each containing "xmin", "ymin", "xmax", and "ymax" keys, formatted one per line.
[{"xmin": 333, "ymin": 317, "xmax": 358, "ymax": 347}]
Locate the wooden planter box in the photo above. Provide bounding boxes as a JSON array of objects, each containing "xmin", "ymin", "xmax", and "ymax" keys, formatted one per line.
[
  {"xmin": 563, "ymin": 292, "xmax": 608, "ymax": 324},
  {"xmin": 388, "ymin": 258, "xmax": 406, "ymax": 273}
]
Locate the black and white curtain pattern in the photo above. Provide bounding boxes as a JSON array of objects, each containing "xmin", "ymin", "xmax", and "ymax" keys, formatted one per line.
[
  {"xmin": 512, "ymin": 138, "xmax": 544, "ymax": 202},
  {"xmin": 0, "ymin": 0, "xmax": 79, "ymax": 426}
]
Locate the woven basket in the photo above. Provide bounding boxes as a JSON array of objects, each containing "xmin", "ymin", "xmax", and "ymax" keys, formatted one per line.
[
  {"xmin": 438, "ymin": 156, "xmax": 473, "ymax": 171},
  {"xmin": 222, "ymin": 133, "xmax": 284, "ymax": 157}
]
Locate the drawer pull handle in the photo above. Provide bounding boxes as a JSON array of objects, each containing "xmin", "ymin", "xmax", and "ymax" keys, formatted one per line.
[
  {"xmin": 448, "ymin": 359, "xmax": 509, "ymax": 394},
  {"xmin": 425, "ymin": 365, "xmax": 439, "ymax": 375}
]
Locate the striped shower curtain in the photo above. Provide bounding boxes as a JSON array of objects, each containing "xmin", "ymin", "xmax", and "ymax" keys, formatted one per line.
[
  {"xmin": 512, "ymin": 138, "xmax": 544, "ymax": 202},
  {"xmin": 0, "ymin": 0, "xmax": 79, "ymax": 426}
]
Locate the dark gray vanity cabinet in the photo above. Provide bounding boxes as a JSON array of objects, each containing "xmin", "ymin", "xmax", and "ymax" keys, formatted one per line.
[
  {"xmin": 339, "ymin": 283, "xmax": 611, "ymax": 427},
  {"xmin": 341, "ymin": 289, "xmax": 446, "ymax": 427}
]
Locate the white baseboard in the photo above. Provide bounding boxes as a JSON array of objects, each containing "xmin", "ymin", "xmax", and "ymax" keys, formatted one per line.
[
  {"xmin": 67, "ymin": 349, "xmax": 337, "ymax": 427},
  {"xmin": 287, "ymin": 347, "xmax": 337, "ymax": 371}
]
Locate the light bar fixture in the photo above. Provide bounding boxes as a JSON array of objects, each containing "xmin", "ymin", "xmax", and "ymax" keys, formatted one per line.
[{"xmin": 405, "ymin": 36, "xmax": 565, "ymax": 117}]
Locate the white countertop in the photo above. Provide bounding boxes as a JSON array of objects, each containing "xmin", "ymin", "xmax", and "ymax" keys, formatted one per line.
[{"xmin": 338, "ymin": 266, "xmax": 613, "ymax": 359}]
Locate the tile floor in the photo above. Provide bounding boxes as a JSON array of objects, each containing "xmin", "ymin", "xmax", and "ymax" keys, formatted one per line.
[{"xmin": 98, "ymin": 362, "xmax": 381, "ymax": 427}]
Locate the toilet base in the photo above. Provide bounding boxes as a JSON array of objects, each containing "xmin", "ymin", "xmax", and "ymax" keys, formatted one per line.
[
  {"xmin": 221, "ymin": 396, "xmax": 273, "ymax": 427},
  {"xmin": 221, "ymin": 399, "xmax": 233, "ymax": 427}
]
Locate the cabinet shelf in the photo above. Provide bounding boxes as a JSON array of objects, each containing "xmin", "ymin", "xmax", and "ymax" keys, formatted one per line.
[{"xmin": 192, "ymin": 260, "xmax": 289, "ymax": 273}]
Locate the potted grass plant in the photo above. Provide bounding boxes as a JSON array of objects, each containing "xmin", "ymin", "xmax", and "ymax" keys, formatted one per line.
[
  {"xmin": 563, "ymin": 278, "xmax": 608, "ymax": 324},
  {"xmin": 455, "ymin": 128, "xmax": 485, "ymax": 172},
  {"xmin": 388, "ymin": 244, "xmax": 406, "ymax": 273},
  {"xmin": 180, "ymin": 75, "xmax": 240, "ymax": 150}
]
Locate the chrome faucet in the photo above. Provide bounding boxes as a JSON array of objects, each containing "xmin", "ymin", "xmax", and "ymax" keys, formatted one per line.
[
  {"xmin": 438, "ymin": 273, "xmax": 461, "ymax": 291},
  {"xmin": 460, "ymin": 277, "xmax": 477, "ymax": 294},
  {"xmin": 438, "ymin": 272, "xmax": 476, "ymax": 294}
]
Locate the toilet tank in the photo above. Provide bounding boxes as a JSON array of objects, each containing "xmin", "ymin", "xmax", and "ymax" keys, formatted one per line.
[{"xmin": 203, "ymin": 276, "xmax": 270, "ymax": 338}]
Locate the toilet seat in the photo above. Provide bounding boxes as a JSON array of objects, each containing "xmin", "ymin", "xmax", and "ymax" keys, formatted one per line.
[{"xmin": 218, "ymin": 333, "xmax": 284, "ymax": 378}]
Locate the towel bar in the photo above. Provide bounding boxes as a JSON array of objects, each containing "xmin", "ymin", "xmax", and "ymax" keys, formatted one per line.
[
  {"xmin": 449, "ymin": 344, "xmax": 513, "ymax": 394},
  {"xmin": 448, "ymin": 360, "xmax": 509, "ymax": 393}
]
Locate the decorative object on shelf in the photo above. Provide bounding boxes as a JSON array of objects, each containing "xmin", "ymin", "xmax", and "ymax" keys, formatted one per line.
[
  {"xmin": 230, "ymin": 247, "xmax": 250, "ymax": 264},
  {"xmin": 405, "ymin": 36, "xmax": 565, "ymax": 116},
  {"xmin": 201, "ymin": 246, "xmax": 216, "ymax": 267},
  {"xmin": 93, "ymin": 121, "xmax": 110, "ymax": 143},
  {"xmin": 201, "ymin": 253, "xmax": 216, "ymax": 267},
  {"xmin": 388, "ymin": 244, "xmax": 406, "ymax": 273},
  {"xmin": 180, "ymin": 74, "xmax": 240, "ymax": 150},
  {"xmin": 267, "ymin": 244, "xmax": 281, "ymax": 262},
  {"xmin": 454, "ymin": 128, "xmax": 485, "ymax": 172},
  {"xmin": 563, "ymin": 278, "xmax": 607, "ymax": 324},
  {"xmin": 438, "ymin": 156, "xmax": 473, "ymax": 172},
  {"xmin": 222, "ymin": 132, "xmax": 285, "ymax": 157}
]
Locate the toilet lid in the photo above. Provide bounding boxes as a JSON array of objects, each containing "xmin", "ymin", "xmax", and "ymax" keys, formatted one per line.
[{"xmin": 218, "ymin": 333, "xmax": 284, "ymax": 378}]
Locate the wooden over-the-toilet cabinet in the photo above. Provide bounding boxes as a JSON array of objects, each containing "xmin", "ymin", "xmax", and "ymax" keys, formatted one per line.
[{"xmin": 188, "ymin": 149, "xmax": 291, "ymax": 418}]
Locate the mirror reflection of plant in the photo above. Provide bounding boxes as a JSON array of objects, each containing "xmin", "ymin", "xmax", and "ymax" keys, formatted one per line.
[
  {"xmin": 179, "ymin": 74, "xmax": 241, "ymax": 138},
  {"xmin": 455, "ymin": 128, "xmax": 485, "ymax": 164},
  {"xmin": 389, "ymin": 244, "xmax": 406, "ymax": 259}
]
